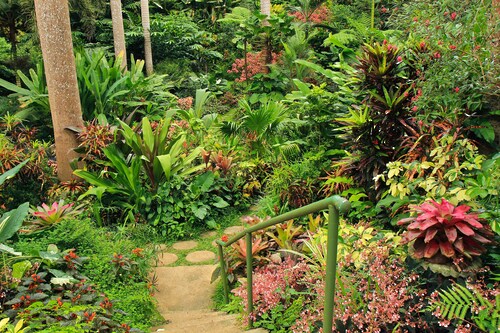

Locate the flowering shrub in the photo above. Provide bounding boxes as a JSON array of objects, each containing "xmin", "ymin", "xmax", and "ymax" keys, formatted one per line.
[
  {"xmin": 227, "ymin": 51, "xmax": 281, "ymax": 82},
  {"xmin": 290, "ymin": 5, "xmax": 331, "ymax": 24},
  {"xmin": 291, "ymin": 243, "xmax": 430, "ymax": 332},
  {"xmin": 398, "ymin": 198, "xmax": 494, "ymax": 268},
  {"xmin": 232, "ymin": 257, "xmax": 310, "ymax": 324},
  {"xmin": 177, "ymin": 96, "xmax": 193, "ymax": 110}
]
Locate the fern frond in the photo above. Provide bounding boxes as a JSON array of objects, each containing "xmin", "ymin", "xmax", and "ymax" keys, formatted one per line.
[{"xmin": 429, "ymin": 283, "xmax": 499, "ymax": 332}]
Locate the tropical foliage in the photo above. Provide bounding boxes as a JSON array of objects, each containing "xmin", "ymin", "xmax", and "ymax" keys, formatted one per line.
[{"xmin": 0, "ymin": 0, "xmax": 498, "ymax": 332}]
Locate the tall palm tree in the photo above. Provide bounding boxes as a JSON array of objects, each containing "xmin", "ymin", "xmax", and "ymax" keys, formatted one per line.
[
  {"xmin": 33, "ymin": 0, "xmax": 84, "ymax": 181},
  {"xmin": 110, "ymin": 0, "xmax": 127, "ymax": 69},
  {"xmin": 140, "ymin": 0, "xmax": 153, "ymax": 75}
]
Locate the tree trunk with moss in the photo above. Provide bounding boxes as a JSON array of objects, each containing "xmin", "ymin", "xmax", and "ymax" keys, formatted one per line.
[
  {"xmin": 110, "ymin": 0, "xmax": 127, "ymax": 70},
  {"xmin": 34, "ymin": 0, "xmax": 84, "ymax": 181},
  {"xmin": 140, "ymin": 0, "xmax": 153, "ymax": 75}
]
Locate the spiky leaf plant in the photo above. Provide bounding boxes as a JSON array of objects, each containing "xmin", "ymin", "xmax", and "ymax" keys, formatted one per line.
[{"xmin": 398, "ymin": 198, "xmax": 494, "ymax": 267}]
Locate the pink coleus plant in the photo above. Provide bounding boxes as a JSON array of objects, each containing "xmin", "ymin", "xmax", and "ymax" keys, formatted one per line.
[{"xmin": 398, "ymin": 198, "xmax": 493, "ymax": 264}]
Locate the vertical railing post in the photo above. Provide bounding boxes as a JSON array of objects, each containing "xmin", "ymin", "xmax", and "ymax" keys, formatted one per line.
[
  {"xmin": 323, "ymin": 204, "xmax": 340, "ymax": 332},
  {"xmin": 217, "ymin": 244, "xmax": 229, "ymax": 304},
  {"xmin": 246, "ymin": 232, "xmax": 254, "ymax": 328}
]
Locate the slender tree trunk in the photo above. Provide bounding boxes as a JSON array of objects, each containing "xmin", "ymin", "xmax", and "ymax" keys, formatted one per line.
[
  {"xmin": 260, "ymin": 0, "xmax": 271, "ymax": 23},
  {"xmin": 140, "ymin": 0, "xmax": 153, "ymax": 75},
  {"xmin": 34, "ymin": 0, "xmax": 84, "ymax": 181},
  {"xmin": 110, "ymin": 0, "xmax": 127, "ymax": 70},
  {"xmin": 260, "ymin": 0, "xmax": 272, "ymax": 72}
]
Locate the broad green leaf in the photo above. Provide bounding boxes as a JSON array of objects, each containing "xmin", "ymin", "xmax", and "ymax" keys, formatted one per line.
[
  {"xmin": 192, "ymin": 205, "xmax": 208, "ymax": 220},
  {"xmin": 0, "ymin": 244, "xmax": 22, "ymax": 256},
  {"xmin": 0, "ymin": 202, "xmax": 29, "ymax": 242},
  {"xmin": 12, "ymin": 261, "xmax": 32, "ymax": 280},
  {"xmin": 142, "ymin": 117, "xmax": 155, "ymax": 154},
  {"xmin": 0, "ymin": 160, "xmax": 29, "ymax": 186},
  {"xmin": 157, "ymin": 154, "xmax": 172, "ymax": 180},
  {"xmin": 213, "ymin": 196, "xmax": 229, "ymax": 208}
]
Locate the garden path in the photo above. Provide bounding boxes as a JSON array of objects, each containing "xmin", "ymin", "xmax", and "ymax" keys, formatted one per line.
[{"xmin": 151, "ymin": 228, "xmax": 266, "ymax": 333}]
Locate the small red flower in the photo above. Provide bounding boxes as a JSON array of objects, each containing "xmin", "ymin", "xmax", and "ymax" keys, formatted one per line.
[
  {"xmin": 454, "ymin": 87, "xmax": 460, "ymax": 93},
  {"xmin": 419, "ymin": 41, "xmax": 426, "ymax": 49},
  {"xmin": 450, "ymin": 12, "xmax": 457, "ymax": 21},
  {"xmin": 131, "ymin": 248, "xmax": 143, "ymax": 256},
  {"xmin": 397, "ymin": 56, "xmax": 403, "ymax": 62},
  {"xmin": 413, "ymin": 17, "xmax": 418, "ymax": 22},
  {"xmin": 221, "ymin": 235, "xmax": 229, "ymax": 242},
  {"xmin": 449, "ymin": 44, "xmax": 457, "ymax": 50},
  {"xmin": 412, "ymin": 106, "xmax": 418, "ymax": 112},
  {"xmin": 433, "ymin": 52, "xmax": 441, "ymax": 59}
]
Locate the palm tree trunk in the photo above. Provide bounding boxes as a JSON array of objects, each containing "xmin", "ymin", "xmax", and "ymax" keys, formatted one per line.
[
  {"xmin": 110, "ymin": 0, "xmax": 127, "ymax": 70},
  {"xmin": 260, "ymin": 0, "xmax": 271, "ymax": 22},
  {"xmin": 260, "ymin": 0, "xmax": 272, "ymax": 71},
  {"xmin": 140, "ymin": 0, "xmax": 153, "ymax": 76},
  {"xmin": 33, "ymin": 0, "xmax": 84, "ymax": 181}
]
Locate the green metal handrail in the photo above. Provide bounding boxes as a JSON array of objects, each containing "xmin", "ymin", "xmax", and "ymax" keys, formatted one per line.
[{"xmin": 215, "ymin": 195, "xmax": 350, "ymax": 332}]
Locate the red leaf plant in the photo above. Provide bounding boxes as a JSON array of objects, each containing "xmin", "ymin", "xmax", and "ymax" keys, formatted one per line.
[{"xmin": 398, "ymin": 199, "xmax": 493, "ymax": 266}]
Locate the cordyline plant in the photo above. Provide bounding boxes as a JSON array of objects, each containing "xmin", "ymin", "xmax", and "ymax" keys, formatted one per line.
[{"xmin": 398, "ymin": 198, "xmax": 494, "ymax": 267}]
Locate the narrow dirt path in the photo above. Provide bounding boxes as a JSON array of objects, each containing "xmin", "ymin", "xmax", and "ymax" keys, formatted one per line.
[{"xmin": 151, "ymin": 232, "xmax": 266, "ymax": 333}]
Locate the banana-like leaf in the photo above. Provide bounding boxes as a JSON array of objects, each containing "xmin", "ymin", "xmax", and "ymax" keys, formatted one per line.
[
  {"xmin": 0, "ymin": 202, "xmax": 29, "ymax": 242},
  {"xmin": 0, "ymin": 160, "xmax": 29, "ymax": 186}
]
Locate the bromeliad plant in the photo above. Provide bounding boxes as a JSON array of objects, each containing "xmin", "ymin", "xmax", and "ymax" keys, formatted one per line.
[
  {"xmin": 28, "ymin": 200, "xmax": 82, "ymax": 231},
  {"xmin": 398, "ymin": 198, "xmax": 494, "ymax": 271}
]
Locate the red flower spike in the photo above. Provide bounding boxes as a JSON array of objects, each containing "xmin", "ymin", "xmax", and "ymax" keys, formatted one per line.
[{"xmin": 450, "ymin": 12, "xmax": 457, "ymax": 21}]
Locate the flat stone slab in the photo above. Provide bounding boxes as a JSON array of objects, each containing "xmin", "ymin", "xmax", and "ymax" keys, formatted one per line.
[
  {"xmin": 172, "ymin": 240, "xmax": 197, "ymax": 251},
  {"xmin": 186, "ymin": 251, "xmax": 215, "ymax": 263},
  {"xmin": 156, "ymin": 252, "xmax": 178, "ymax": 266},
  {"xmin": 153, "ymin": 265, "xmax": 217, "ymax": 313},
  {"xmin": 223, "ymin": 226, "xmax": 245, "ymax": 235}
]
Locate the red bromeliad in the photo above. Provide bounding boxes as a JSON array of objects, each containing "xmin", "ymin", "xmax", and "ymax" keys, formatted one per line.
[{"xmin": 398, "ymin": 198, "xmax": 493, "ymax": 263}]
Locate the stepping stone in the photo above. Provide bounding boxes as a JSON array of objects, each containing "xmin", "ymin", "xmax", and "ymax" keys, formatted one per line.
[
  {"xmin": 201, "ymin": 231, "xmax": 216, "ymax": 239},
  {"xmin": 157, "ymin": 252, "xmax": 178, "ymax": 266},
  {"xmin": 154, "ymin": 265, "xmax": 217, "ymax": 313},
  {"xmin": 223, "ymin": 226, "xmax": 245, "ymax": 235},
  {"xmin": 186, "ymin": 251, "xmax": 216, "ymax": 263},
  {"xmin": 172, "ymin": 240, "xmax": 197, "ymax": 251}
]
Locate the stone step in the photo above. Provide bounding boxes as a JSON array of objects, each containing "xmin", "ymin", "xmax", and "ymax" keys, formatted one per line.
[
  {"xmin": 151, "ymin": 310, "xmax": 267, "ymax": 333},
  {"xmin": 160, "ymin": 310, "xmax": 239, "ymax": 328}
]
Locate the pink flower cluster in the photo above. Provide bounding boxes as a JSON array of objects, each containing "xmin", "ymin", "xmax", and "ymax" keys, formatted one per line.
[
  {"xmin": 228, "ymin": 51, "xmax": 281, "ymax": 82},
  {"xmin": 232, "ymin": 257, "xmax": 310, "ymax": 324},
  {"xmin": 291, "ymin": 243, "xmax": 429, "ymax": 332},
  {"xmin": 177, "ymin": 96, "xmax": 193, "ymax": 110},
  {"xmin": 290, "ymin": 5, "xmax": 331, "ymax": 24}
]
